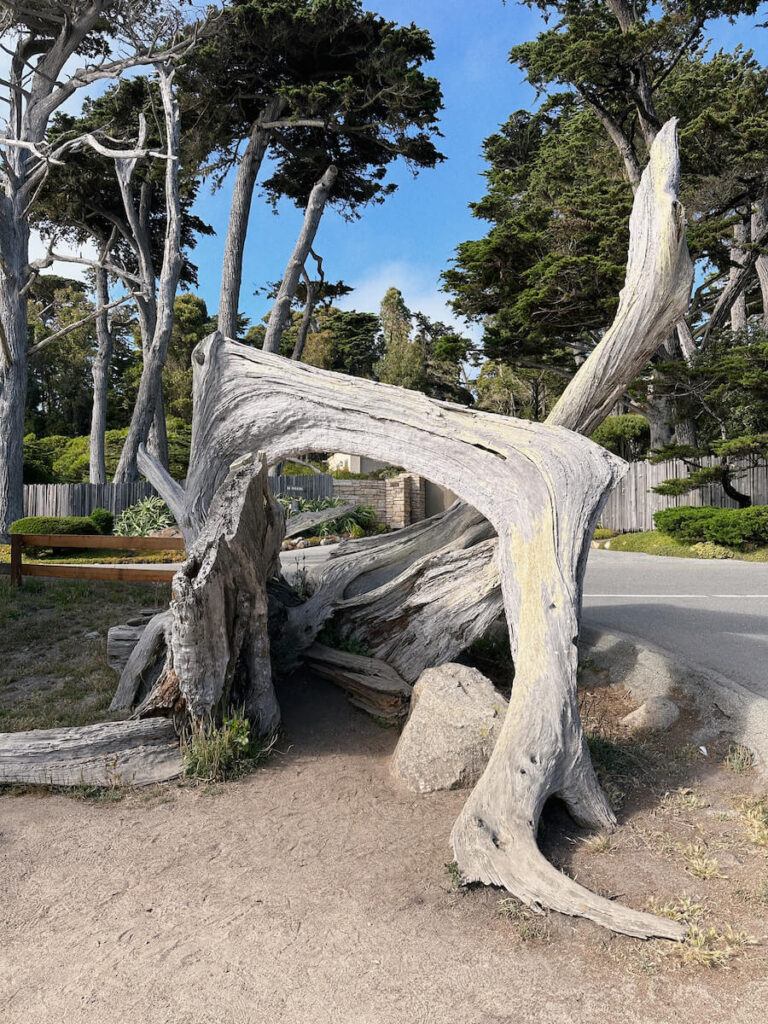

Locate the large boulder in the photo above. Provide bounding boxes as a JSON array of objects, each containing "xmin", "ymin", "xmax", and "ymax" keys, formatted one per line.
[{"xmin": 391, "ymin": 663, "xmax": 507, "ymax": 793}]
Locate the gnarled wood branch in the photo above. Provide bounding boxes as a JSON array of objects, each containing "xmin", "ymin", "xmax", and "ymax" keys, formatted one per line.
[
  {"xmin": 546, "ymin": 119, "xmax": 693, "ymax": 435},
  {"xmin": 174, "ymin": 333, "xmax": 684, "ymax": 937}
]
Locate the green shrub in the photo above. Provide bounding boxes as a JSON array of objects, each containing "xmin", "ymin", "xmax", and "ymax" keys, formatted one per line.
[
  {"xmin": 590, "ymin": 415, "xmax": 650, "ymax": 460},
  {"xmin": 703, "ymin": 505, "xmax": 768, "ymax": 549},
  {"xmin": 26, "ymin": 420, "xmax": 191, "ymax": 484},
  {"xmin": 89, "ymin": 507, "xmax": 114, "ymax": 535},
  {"xmin": 654, "ymin": 506, "xmax": 722, "ymax": 544},
  {"xmin": 23, "ymin": 434, "xmax": 69, "ymax": 483},
  {"xmin": 114, "ymin": 496, "xmax": 175, "ymax": 536},
  {"xmin": 654, "ymin": 505, "xmax": 768, "ymax": 550},
  {"xmin": 9, "ymin": 515, "xmax": 96, "ymax": 536},
  {"xmin": 316, "ymin": 504, "xmax": 377, "ymax": 537}
]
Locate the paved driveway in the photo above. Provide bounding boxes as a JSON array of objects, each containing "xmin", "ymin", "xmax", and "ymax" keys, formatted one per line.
[
  {"xmin": 282, "ymin": 544, "xmax": 768, "ymax": 698},
  {"xmin": 583, "ymin": 548, "xmax": 768, "ymax": 699}
]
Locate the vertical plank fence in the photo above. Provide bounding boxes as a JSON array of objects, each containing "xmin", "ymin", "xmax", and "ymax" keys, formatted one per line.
[
  {"xmin": 23, "ymin": 481, "xmax": 158, "ymax": 519},
  {"xmin": 600, "ymin": 456, "xmax": 768, "ymax": 532},
  {"xmin": 22, "ymin": 475, "xmax": 335, "ymax": 520}
]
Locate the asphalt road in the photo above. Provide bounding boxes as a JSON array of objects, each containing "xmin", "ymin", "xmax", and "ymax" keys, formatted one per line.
[
  {"xmin": 583, "ymin": 548, "xmax": 768, "ymax": 697},
  {"xmin": 282, "ymin": 544, "xmax": 768, "ymax": 698}
]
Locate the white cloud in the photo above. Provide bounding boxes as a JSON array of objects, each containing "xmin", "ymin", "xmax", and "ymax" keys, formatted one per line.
[
  {"xmin": 28, "ymin": 231, "xmax": 99, "ymax": 287},
  {"xmin": 337, "ymin": 259, "xmax": 480, "ymax": 341}
]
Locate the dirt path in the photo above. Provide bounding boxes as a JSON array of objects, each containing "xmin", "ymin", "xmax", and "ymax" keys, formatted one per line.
[{"xmin": 2, "ymin": 672, "xmax": 767, "ymax": 1024}]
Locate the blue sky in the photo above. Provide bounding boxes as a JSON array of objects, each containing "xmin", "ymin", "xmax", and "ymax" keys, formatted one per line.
[
  {"xmin": 189, "ymin": 0, "xmax": 548, "ymax": 333},
  {"xmin": 29, "ymin": 1, "xmax": 768, "ymax": 332}
]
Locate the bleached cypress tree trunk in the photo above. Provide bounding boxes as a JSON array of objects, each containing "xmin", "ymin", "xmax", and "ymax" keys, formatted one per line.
[{"xmin": 89, "ymin": 264, "xmax": 114, "ymax": 485}]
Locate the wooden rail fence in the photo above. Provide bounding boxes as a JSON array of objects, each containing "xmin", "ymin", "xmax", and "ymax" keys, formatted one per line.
[{"xmin": 9, "ymin": 534, "xmax": 184, "ymax": 586}]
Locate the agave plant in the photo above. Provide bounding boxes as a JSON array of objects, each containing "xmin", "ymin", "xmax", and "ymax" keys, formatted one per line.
[{"xmin": 114, "ymin": 496, "xmax": 176, "ymax": 536}]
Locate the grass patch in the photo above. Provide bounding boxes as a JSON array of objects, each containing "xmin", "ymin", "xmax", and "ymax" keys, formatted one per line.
[
  {"xmin": 445, "ymin": 860, "xmax": 462, "ymax": 890},
  {"xmin": 680, "ymin": 842, "xmax": 725, "ymax": 880},
  {"xmin": 0, "ymin": 544, "xmax": 181, "ymax": 565},
  {"xmin": 664, "ymin": 925, "xmax": 755, "ymax": 969},
  {"xmin": 647, "ymin": 893, "xmax": 705, "ymax": 923},
  {"xmin": 0, "ymin": 577, "xmax": 168, "ymax": 731},
  {"xmin": 497, "ymin": 898, "xmax": 551, "ymax": 942},
  {"xmin": 581, "ymin": 833, "xmax": 612, "ymax": 853},
  {"xmin": 739, "ymin": 797, "xmax": 768, "ymax": 847},
  {"xmin": 597, "ymin": 530, "xmax": 768, "ymax": 561},
  {"xmin": 659, "ymin": 788, "xmax": 709, "ymax": 814},
  {"xmin": 182, "ymin": 713, "xmax": 277, "ymax": 783},
  {"xmin": 723, "ymin": 743, "xmax": 754, "ymax": 774}
]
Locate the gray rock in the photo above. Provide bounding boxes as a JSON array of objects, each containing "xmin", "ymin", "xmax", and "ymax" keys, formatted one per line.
[
  {"xmin": 391, "ymin": 663, "xmax": 507, "ymax": 793},
  {"xmin": 621, "ymin": 696, "xmax": 679, "ymax": 733}
]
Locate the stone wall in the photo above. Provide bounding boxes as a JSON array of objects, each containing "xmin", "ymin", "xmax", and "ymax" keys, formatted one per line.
[{"xmin": 332, "ymin": 474, "xmax": 426, "ymax": 529}]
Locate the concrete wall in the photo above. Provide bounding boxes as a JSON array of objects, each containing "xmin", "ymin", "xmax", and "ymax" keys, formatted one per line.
[{"xmin": 424, "ymin": 480, "xmax": 457, "ymax": 518}]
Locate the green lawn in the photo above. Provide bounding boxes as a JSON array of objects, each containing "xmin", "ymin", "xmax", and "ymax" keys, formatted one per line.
[
  {"xmin": 0, "ymin": 577, "xmax": 169, "ymax": 732},
  {"xmin": 0, "ymin": 544, "xmax": 181, "ymax": 565},
  {"xmin": 596, "ymin": 530, "xmax": 768, "ymax": 561}
]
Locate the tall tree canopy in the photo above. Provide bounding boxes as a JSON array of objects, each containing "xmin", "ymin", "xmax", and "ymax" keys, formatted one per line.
[
  {"xmin": 445, "ymin": 1, "xmax": 768, "ymax": 443},
  {"xmin": 178, "ymin": 0, "xmax": 444, "ymax": 336}
]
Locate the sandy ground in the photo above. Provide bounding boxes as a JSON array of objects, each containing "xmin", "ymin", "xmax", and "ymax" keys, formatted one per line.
[{"xmin": 2, "ymin": 670, "xmax": 768, "ymax": 1024}]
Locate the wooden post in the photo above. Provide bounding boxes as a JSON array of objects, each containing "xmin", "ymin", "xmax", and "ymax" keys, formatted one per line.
[{"xmin": 10, "ymin": 534, "xmax": 22, "ymax": 587}]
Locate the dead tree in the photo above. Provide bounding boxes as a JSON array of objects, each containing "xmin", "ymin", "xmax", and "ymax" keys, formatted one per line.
[
  {"xmin": 1, "ymin": 120, "xmax": 691, "ymax": 939},
  {"xmin": 114, "ymin": 118, "xmax": 692, "ymax": 939}
]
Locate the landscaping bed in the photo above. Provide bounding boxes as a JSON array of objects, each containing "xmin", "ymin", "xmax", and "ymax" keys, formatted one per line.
[{"xmin": 593, "ymin": 530, "xmax": 768, "ymax": 561}]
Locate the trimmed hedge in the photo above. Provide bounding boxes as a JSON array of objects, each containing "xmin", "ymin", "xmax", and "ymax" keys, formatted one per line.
[
  {"xmin": 654, "ymin": 505, "xmax": 768, "ymax": 549},
  {"xmin": 89, "ymin": 507, "xmax": 114, "ymax": 535},
  {"xmin": 9, "ymin": 509, "xmax": 113, "ymax": 537},
  {"xmin": 9, "ymin": 515, "xmax": 98, "ymax": 536}
]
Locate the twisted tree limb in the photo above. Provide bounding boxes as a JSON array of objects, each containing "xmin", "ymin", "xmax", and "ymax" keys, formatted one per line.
[
  {"xmin": 546, "ymin": 119, "xmax": 693, "ymax": 435},
  {"xmin": 170, "ymin": 333, "xmax": 683, "ymax": 937}
]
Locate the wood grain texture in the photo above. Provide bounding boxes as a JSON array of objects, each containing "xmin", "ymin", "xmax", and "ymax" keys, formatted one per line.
[
  {"xmin": 0, "ymin": 718, "xmax": 181, "ymax": 787},
  {"xmin": 171, "ymin": 331, "xmax": 690, "ymax": 936}
]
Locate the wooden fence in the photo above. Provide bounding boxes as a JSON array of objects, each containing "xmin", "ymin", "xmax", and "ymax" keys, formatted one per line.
[
  {"xmin": 22, "ymin": 474, "xmax": 334, "ymax": 519},
  {"xmin": 9, "ymin": 534, "xmax": 184, "ymax": 586},
  {"xmin": 24, "ymin": 481, "xmax": 158, "ymax": 518},
  {"xmin": 600, "ymin": 456, "xmax": 768, "ymax": 533}
]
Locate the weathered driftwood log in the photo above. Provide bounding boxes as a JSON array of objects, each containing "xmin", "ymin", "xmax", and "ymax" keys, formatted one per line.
[
  {"xmin": 285, "ymin": 502, "xmax": 499, "ymax": 680},
  {"xmin": 164, "ymin": 329, "xmax": 686, "ymax": 938},
  {"xmin": 119, "ymin": 118, "xmax": 691, "ymax": 937},
  {"xmin": 0, "ymin": 719, "xmax": 181, "ymax": 787},
  {"xmin": 165, "ymin": 451, "xmax": 284, "ymax": 732},
  {"xmin": 285, "ymin": 501, "xmax": 357, "ymax": 539},
  {"xmin": 110, "ymin": 609, "xmax": 172, "ymax": 712},
  {"xmin": 303, "ymin": 642, "xmax": 412, "ymax": 721}
]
